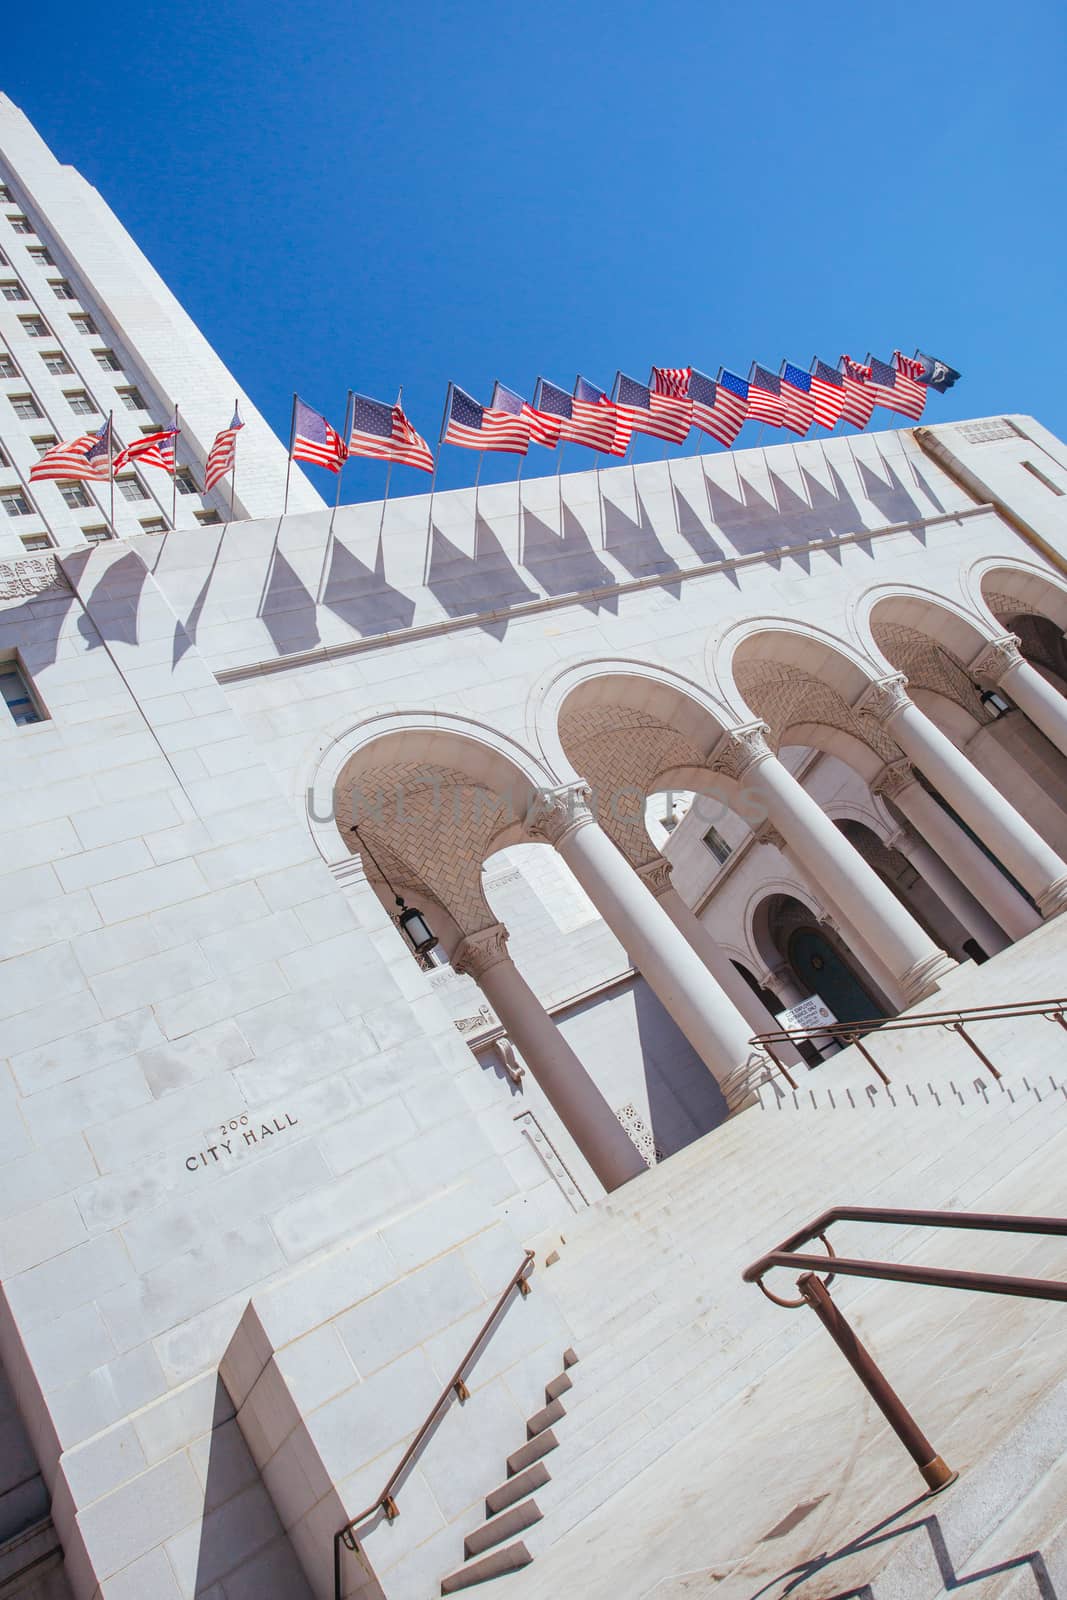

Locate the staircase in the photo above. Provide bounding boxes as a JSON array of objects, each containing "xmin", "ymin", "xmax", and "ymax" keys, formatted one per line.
[{"xmin": 439, "ymin": 1351, "xmax": 579, "ymax": 1594}]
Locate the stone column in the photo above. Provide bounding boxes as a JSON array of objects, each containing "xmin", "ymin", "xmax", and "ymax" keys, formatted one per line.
[
  {"xmin": 528, "ymin": 788, "xmax": 772, "ymax": 1111},
  {"xmin": 714, "ymin": 725, "xmax": 956, "ymax": 1006},
  {"xmin": 882, "ymin": 823, "xmax": 1012, "ymax": 957},
  {"xmin": 971, "ymin": 635, "xmax": 1067, "ymax": 762},
  {"xmin": 636, "ymin": 858, "xmax": 804, "ymax": 1071},
  {"xmin": 859, "ymin": 675, "xmax": 1067, "ymax": 920},
  {"xmin": 452, "ymin": 924, "xmax": 646, "ymax": 1191},
  {"xmin": 873, "ymin": 761, "xmax": 1035, "ymax": 945}
]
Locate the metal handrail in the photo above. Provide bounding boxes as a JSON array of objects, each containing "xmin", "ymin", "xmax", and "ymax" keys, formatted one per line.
[
  {"xmin": 332, "ymin": 1249, "xmax": 535, "ymax": 1599},
  {"xmin": 744, "ymin": 1206, "xmax": 1067, "ymax": 1492},
  {"xmin": 750, "ymin": 995, "xmax": 1067, "ymax": 1089}
]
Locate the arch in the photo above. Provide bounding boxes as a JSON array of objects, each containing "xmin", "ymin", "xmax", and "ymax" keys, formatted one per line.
[
  {"xmin": 745, "ymin": 878, "xmax": 822, "ymax": 975},
  {"xmin": 967, "ymin": 555, "xmax": 1067, "ymax": 637},
  {"xmin": 858, "ymin": 582, "xmax": 1001, "ymax": 676},
  {"xmin": 712, "ymin": 614, "xmax": 882, "ymax": 718}
]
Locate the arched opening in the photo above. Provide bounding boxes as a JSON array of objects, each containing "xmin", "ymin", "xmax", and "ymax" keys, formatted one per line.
[
  {"xmin": 786, "ymin": 923, "xmax": 887, "ymax": 1026},
  {"xmin": 835, "ymin": 818, "xmax": 982, "ymax": 963}
]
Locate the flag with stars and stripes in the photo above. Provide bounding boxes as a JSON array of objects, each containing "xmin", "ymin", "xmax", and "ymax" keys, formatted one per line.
[
  {"xmin": 865, "ymin": 355, "xmax": 926, "ymax": 422},
  {"xmin": 746, "ymin": 365, "xmax": 786, "ymax": 426},
  {"xmin": 613, "ymin": 372, "xmax": 691, "ymax": 444},
  {"xmin": 839, "ymin": 357, "xmax": 876, "ymax": 429},
  {"xmin": 114, "ymin": 427, "xmax": 180, "ymax": 474},
  {"xmin": 347, "ymin": 394, "xmax": 434, "ymax": 472},
  {"xmin": 205, "ymin": 406, "xmax": 244, "ymax": 490},
  {"xmin": 29, "ymin": 416, "xmax": 112, "ymax": 482},
  {"xmin": 891, "ymin": 352, "xmax": 929, "ymax": 419},
  {"xmin": 809, "ymin": 360, "xmax": 845, "ymax": 430},
  {"xmin": 443, "ymin": 385, "xmax": 530, "ymax": 454},
  {"xmin": 652, "ymin": 366, "xmax": 691, "ymax": 399},
  {"xmin": 293, "ymin": 398, "xmax": 347, "ymax": 473},
  {"xmin": 688, "ymin": 368, "xmax": 747, "ymax": 447},
  {"xmin": 779, "ymin": 364, "xmax": 814, "ymax": 437},
  {"xmin": 492, "ymin": 381, "xmax": 561, "ymax": 448},
  {"xmin": 535, "ymin": 378, "xmax": 630, "ymax": 456}
]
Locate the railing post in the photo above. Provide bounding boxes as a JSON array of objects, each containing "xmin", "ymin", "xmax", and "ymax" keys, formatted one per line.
[{"xmin": 796, "ymin": 1271, "xmax": 957, "ymax": 1495}]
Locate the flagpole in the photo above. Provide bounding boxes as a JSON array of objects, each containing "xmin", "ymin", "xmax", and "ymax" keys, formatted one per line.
[
  {"xmin": 378, "ymin": 385, "xmax": 401, "ymax": 542},
  {"xmin": 107, "ymin": 412, "xmax": 116, "ymax": 536},
  {"xmin": 171, "ymin": 404, "xmax": 179, "ymax": 529},
  {"xmin": 282, "ymin": 393, "xmax": 296, "ymax": 516},
  {"xmin": 317, "ymin": 391, "xmax": 352, "ymax": 605},
  {"xmin": 423, "ymin": 385, "xmax": 451, "ymax": 583},
  {"xmin": 229, "ymin": 398, "xmax": 238, "ymax": 520}
]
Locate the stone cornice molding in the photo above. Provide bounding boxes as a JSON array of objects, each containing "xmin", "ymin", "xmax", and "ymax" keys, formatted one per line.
[
  {"xmin": 968, "ymin": 634, "xmax": 1024, "ymax": 685},
  {"xmin": 709, "ymin": 722, "xmax": 773, "ymax": 782},
  {"xmin": 871, "ymin": 759, "xmax": 917, "ymax": 803},
  {"xmin": 451, "ymin": 923, "xmax": 511, "ymax": 981},
  {"xmin": 854, "ymin": 673, "xmax": 911, "ymax": 726},
  {"xmin": 525, "ymin": 782, "xmax": 594, "ymax": 848},
  {"xmin": 636, "ymin": 858, "xmax": 674, "ymax": 899},
  {"xmin": 0, "ymin": 554, "xmax": 69, "ymax": 604}
]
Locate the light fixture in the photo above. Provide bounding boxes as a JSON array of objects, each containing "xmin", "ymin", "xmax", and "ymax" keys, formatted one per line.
[
  {"xmin": 979, "ymin": 687, "xmax": 1012, "ymax": 718},
  {"xmin": 351, "ymin": 826, "xmax": 438, "ymax": 957}
]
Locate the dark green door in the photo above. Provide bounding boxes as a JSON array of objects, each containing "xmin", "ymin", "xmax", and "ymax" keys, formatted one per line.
[{"xmin": 787, "ymin": 926, "xmax": 886, "ymax": 1024}]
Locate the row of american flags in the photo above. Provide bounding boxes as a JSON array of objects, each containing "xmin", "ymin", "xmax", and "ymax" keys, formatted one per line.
[
  {"xmin": 291, "ymin": 350, "xmax": 961, "ymax": 479},
  {"xmin": 28, "ymin": 407, "xmax": 244, "ymax": 490}
]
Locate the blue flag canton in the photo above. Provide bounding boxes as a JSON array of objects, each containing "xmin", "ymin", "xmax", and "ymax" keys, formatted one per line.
[
  {"xmin": 616, "ymin": 373, "xmax": 651, "ymax": 409},
  {"xmin": 750, "ymin": 364, "xmax": 781, "ymax": 394},
  {"xmin": 575, "ymin": 376, "xmax": 608, "ymax": 404},
  {"xmin": 718, "ymin": 369, "xmax": 749, "ymax": 401},
  {"xmin": 781, "ymin": 363, "xmax": 811, "ymax": 393},
  {"xmin": 295, "ymin": 399, "xmax": 329, "ymax": 442},
  {"xmin": 229, "ymin": 407, "xmax": 244, "ymax": 430},
  {"xmin": 86, "ymin": 416, "xmax": 111, "ymax": 463},
  {"xmin": 492, "ymin": 383, "xmax": 525, "ymax": 417},
  {"xmin": 812, "ymin": 360, "xmax": 843, "ymax": 388},
  {"xmin": 537, "ymin": 380, "xmax": 573, "ymax": 419},
  {"xmin": 450, "ymin": 387, "xmax": 485, "ymax": 430},
  {"xmin": 351, "ymin": 394, "xmax": 394, "ymax": 438},
  {"xmin": 689, "ymin": 369, "xmax": 718, "ymax": 407},
  {"xmin": 866, "ymin": 357, "xmax": 897, "ymax": 387}
]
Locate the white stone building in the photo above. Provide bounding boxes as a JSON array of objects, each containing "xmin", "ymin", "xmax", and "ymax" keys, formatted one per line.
[{"xmin": 3, "ymin": 98, "xmax": 1067, "ymax": 1600}]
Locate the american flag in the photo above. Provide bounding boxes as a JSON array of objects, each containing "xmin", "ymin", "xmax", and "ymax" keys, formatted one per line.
[
  {"xmin": 689, "ymin": 368, "xmax": 747, "ymax": 446},
  {"xmin": 840, "ymin": 357, "xmax": 876, "ymax": 429},
  {"xmin": 491, "ymin": 382, "xmax": 561, "ymax": 448},
  {"xmin": 891, "ymin": 352, "xmax": 929, "ymax": 419},
  {"xmin": 613, "ymin": 372, "xmax": 691, "ymax": 444},
  {"xmin": 652, "ymin": 366, "xmax": 691, "ymax": 398},
  {"xmin": 809, "ymin": 360, "xmax": 845, "ymax": 430},
  {"xmin": 114, "ymin": 427, "xmax": 180, "ymax": 473},
  {"xmin": 444, "ymin": 385, "xmax": 529, "ymax": 454},
  {"xmin": 535, "ymin": 378, "xmax": 630, "ymax": 456},
  {"xmin": 29, "ymin": 416, "xmax": 112, "ymax": 482},
  {"xmin": 866, "ymin": 355, "xmax": 926, "ymax": 422},
  {"xmin": 347, "ymin": 393, "xmax": 434, "ymax": 472},
  {"xmin": 746, "ymin": 365, "xmax": 786, "ymax": 426},
  {"xmin": 779, "ymin": 364, "xmax": 814, "ymax": 437},
  {"xmin": 293, "ymin": 398, "xmax": 347, "ymax": 473},
  {"xmin": 205, "ymin": 406, "xmax": 244, "ymax": 491}
]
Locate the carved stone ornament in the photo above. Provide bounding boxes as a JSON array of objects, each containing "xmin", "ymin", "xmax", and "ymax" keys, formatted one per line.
[
  {"xmin": 709, "ymin": 723, "xmax": 773, "ymax": 782},
  {"xmin": 451, "ymin": 923, "xmax": 511, "ymax": 981},
  {"xmin": 525, "ymin": 782, "xmax": 594, "ymax": 848},
  {"xmin": 855, "ymin": 674, "xmax": 910, "ymax": 726},
  {"xmin": 636, "ymin": 858, "xmax": 674, "ymax": 898},
  {"xmin": 453, "ymin": 1003, "xmax": 497, "ymax": 1036},
  {"xmin": 752, "ymin": 822, "xmax": 786, "ymax": 852},
  {"xmin": 968, "ymin": 635, "xmax": 1023, "ymax": 687},
  {"xmin": 0, "ymin": 554, "xmax": 69, "ymax": 604},
  {"xmin": 871, "ymin": 760, "xmax": 916, "ymax": 802}
]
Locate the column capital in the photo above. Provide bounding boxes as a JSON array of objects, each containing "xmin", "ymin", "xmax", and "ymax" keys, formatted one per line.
[
  {"xmin": 968, "ymin": 634, "xmax": 1023, "ymax": 685},
  {"xmin": 452, "ymin": 922, "xmax": 511, "ymax": 981},
  {"xmin": 854, "ymin": 673, "xmax": 911, "ymax": 725},
  {"xmin": 525, "ymin": 782, "xmax": 594, "ymax": 848},
  {"xmin": 636, "ymin": 857, "xmax": 674, "ymax": 898},
  {"xmin": 709, "ymin": 722, "xmax": 774, "ymax": 782},
  {"xmin": 871, "ymin": 759, "xmax": 917, "ymax": 802},
  {"xmin": 1036, "ymin": 875, "xmax": 1067, "ymax": 920},
  {"xmin": 751, "ymin": 821, "xmax": 786, "ymax": 852}
]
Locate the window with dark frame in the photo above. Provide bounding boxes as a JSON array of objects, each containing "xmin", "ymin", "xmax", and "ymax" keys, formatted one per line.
[{"xmin": 0, "ymin": 659, "xmax": 44, "ymax": 726}]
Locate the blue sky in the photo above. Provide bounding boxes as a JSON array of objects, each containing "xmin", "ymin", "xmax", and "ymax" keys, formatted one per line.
[{"xmin": 5, "ymin": 1, "xmax": 1065, "ymax": 501}]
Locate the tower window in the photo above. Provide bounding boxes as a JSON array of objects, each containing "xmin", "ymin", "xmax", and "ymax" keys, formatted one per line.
[
  {"xmin": 1, "ymin": 280, "xmax": 28, "ymax": 301},
  {"xmin": 10, "ymin": 394, "xmax": 43, "ymax": 419},
  {"xmin": 0, "ymin": 353, "xmax": 17, "ymax": 378},
  {"xmin": 69, "ymin": 313, "xmax": 97, "ymax": 335},
  {"xmin": 83, "ymin": 525, "xmax": 111, "ymax": 544},
  {"xmin": 65, "ymin": 390, "xmax": 97, "ymax": 416},
  {"xmin": 42, "ymin": 351, "xmax": 72, "ymax": 375},
  {"xmin": 20, "ymin": 533, "xmax": 51, "ymax": 551},
  {"xmin": 58, "ymin": 481, "xmax": 91, "ymax": 508},
  {"xmin": 7, "ymin": 216, "xmax": 33, "ymax": 235},
  {"xmin": 116, "ymin": 474, "xmax": 148, "ymax": 502},
  {"xmin": 702, "ymin": 825, "xmax": 733, "ymax": 864},
  {"xmin": 1, "ymin": 487, "xmax": 32, "ymax": 516},
  {"xmin": 1, "ymin": 659, "xmax": 45, "ymax": 726},
  {"xmin": 31, "ymin": 436, "xmax": 57, "ymax": 455},
  {"xmin": 139, "ymin": 516, "xmax": 167, "ymax": 533},
  {"xmin": 117, "ymin": 387, "xmax": 146, "ymax": 412},
  {"xmin": 175, "ymin": 468, "xmax": 197, "ymax": 495},
  {"xmin": 18, "ymin": 315, "xmax": 50, "ymax": 338},
  {"xmin": 195, "ymin": 509, "xmax": 222, "ymax": 526},
  {"xmin": 93, "ymin": 349, "xmax": 120, "ymax": 371},
  {"xmin": 49, "ymin": 279, "xmax": 75, "ymax": 300},
  {"xmin": 27, "ymin": 246, "xmax": 54, "ymax": 267}
]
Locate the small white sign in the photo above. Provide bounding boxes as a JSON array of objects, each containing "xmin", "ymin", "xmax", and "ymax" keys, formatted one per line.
[{"xmin": 776, "ymin": 995, "xmax": 836, "ymax": 1032}]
